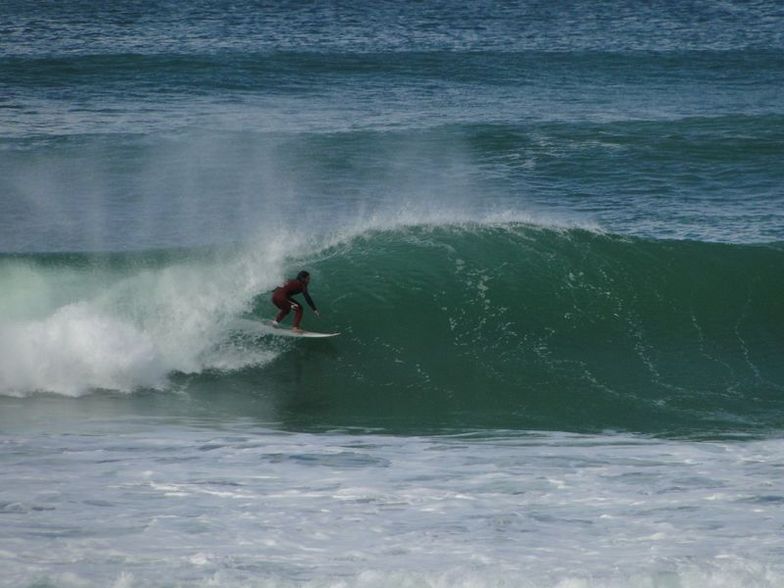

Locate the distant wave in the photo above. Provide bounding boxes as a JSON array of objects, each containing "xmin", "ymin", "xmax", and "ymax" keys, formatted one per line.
[{"xmin": 4, "ymin": 49, "xmax": 783, "ymax": 98}]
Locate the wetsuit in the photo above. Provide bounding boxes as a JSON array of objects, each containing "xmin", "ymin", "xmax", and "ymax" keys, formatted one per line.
[{"xmin": 271, "ymin": 278, "xmax": 317, "ymax": 328}]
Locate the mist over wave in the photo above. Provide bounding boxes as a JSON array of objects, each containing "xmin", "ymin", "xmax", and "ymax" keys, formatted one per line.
[{"xmin": 3, "ymin": 118, "xmax": 782, "ymax": 253}]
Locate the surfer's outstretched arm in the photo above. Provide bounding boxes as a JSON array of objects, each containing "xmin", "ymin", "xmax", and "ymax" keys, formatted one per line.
[{"xmin": 303, "ymin": 290, "xmax": 318, "ymax": 313}]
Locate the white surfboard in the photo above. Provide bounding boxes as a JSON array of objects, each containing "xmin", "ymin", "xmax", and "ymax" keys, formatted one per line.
[{"xmin": 235, "ymin": 318, "xmax": 340, "ymax": 339}]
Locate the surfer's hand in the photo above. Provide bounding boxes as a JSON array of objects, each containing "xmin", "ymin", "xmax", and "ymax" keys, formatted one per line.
[{"xmin": 315, "ymin": 310, "xmax": 321, "ymax": 318}]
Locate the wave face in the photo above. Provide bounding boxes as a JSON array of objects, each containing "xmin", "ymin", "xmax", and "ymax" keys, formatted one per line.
[
  {"xmin": 2, "ymin": 223, "xmax": 783, "ymax": 435},
  {"xmin": 257, "ymin": 225, "xmax": 784, "ymax": 434}
]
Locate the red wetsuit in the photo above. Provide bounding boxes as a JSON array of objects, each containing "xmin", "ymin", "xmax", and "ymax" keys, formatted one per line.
[{"xmin": 271, "ymin": 278, "xmax": 317, "ymax": 328}]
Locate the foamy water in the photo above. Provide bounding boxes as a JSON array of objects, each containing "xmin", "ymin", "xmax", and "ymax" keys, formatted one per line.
[
  {"xmin": 1, "ymin": 419, "xmax": 783, "ymax": 587},
  {"xmin": 0, "ymin": 239, "xmax": 288, "ymax": 396}
]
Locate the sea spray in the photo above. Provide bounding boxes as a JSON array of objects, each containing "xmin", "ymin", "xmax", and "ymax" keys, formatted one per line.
[{"xmin": 0, "ymin": 235, "xmax": 292, "ymax": 396}]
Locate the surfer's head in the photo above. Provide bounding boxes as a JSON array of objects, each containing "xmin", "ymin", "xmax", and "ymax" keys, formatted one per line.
[{"xmin": 297, "ymin": 270, "xmax": 311, "ymax": 283}]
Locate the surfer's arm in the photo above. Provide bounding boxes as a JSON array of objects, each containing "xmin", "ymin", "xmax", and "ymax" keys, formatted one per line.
[
  {"xmin": 286, "ymin": 293, "xmax": 317, "ymax": 313},
  {"xmin": 303, "ymin": 290, "xmax": 317, "ymax": 312}
]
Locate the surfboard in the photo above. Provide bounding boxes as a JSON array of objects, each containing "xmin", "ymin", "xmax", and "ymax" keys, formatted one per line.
[{"xmin": 235, "ymin": 318, "xmax": 340, "ymax": 339}]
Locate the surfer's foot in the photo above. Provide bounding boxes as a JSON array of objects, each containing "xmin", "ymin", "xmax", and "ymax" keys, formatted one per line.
[
  {"xmin": 271, "ymin": 320, "xmax": 280, "ymax": 328},
  {"xmin": 291, "ymin": 327, "xmax": 304, "ymax": 334}
]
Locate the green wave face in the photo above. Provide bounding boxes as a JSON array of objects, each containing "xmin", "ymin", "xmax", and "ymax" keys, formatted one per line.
[
  {"xmin": 257, "ymin": 225, "xmax": 784, "ymax": 435},
  {"xmin": 2, "ymin": 224, "xmax": 782, "ymax": 436}
]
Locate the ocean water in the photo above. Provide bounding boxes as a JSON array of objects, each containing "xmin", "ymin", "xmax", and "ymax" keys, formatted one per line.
[{"xmin": 2, "ymin": 1, "xmax": 784, "ymax": 586}]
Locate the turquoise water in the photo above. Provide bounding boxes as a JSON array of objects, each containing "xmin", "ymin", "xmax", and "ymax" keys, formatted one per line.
[{"xmin": 2, "ymin": 1, "xmax": 784, "ymax": 586}]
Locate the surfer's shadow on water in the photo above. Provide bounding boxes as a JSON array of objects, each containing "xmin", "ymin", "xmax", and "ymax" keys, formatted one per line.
[{"xmin": 244, "ymin": 336, "xmax": 341, "ymax": 421}]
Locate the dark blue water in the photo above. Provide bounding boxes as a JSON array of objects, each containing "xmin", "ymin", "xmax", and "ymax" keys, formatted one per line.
[{"xmin": 2, "ymin": 1, "xmax": 784, "ymax": 251}]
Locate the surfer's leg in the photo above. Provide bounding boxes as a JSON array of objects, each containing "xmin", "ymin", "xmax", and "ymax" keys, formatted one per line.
[
  {"xmin": 272, "ymin": 293, "xmax": 291, "ymax": 324},
  {"xmin": 274, "ymin": 306, "xmax": 289, "ymax": 323},
  {"xmin": 291, "ymin": 303, "xmax": 304, "ymax": 328}
]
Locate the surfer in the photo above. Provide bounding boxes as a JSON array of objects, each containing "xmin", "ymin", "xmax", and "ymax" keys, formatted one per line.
[{"xmin": 271, "ymin": 270, "xmax": 320, "ymax": 333}]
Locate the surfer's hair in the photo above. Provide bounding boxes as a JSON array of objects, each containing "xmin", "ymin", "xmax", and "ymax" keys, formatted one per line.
[{"xmin": 297, "ymin": 270, "xmax": 310, "ymax": 281}]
